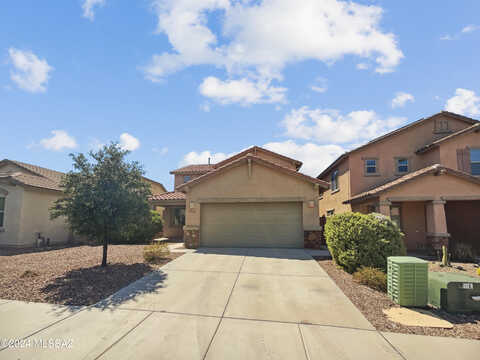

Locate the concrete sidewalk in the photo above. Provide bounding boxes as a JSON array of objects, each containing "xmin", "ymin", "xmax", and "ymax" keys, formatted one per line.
[{"xmin": 0, "ymin": 247, "xmax": 479, "ymax": 359}]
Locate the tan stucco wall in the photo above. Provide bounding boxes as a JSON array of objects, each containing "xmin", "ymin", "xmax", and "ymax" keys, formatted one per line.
[
  {"xmin": 186, "ymin": 161, "xmax": 320, "ymax": 230},
  {"xmin": 17, "ymin": 188, "xmax": 73, "ymax": 247},
  {"xmin": 400, "ymin": 201, "xmax": 427, "ymax": 250},
  {"xmin": 0, "ymin": 184, "xmax": 24, "ymax": 246},
  {"xmin": 319, "ymin": 158, "xmax": 351, "ymax": 216},
  {"xmin": 437, "ymin": 131, "xmax": 480, "ymax": 171},
  {"xmin": 174, "ymin": 173, "xmax": 203, "ymax": 189},
  {"xmin": 161, "ymin": 207, "xmax": 184, "ymax": 238},
  {"xmin": 253, "ymin": 150, "xmax": 298, "ymax": 170},
  {"xmin": 350, "ymin": 114, "xmax": 471, "ymax": 195},
  {"xmin": 378, "ymin": 172, "xmax": 480, "ymax": 201},
  {"xmin": 143, "ymin": 178, "xmax": 166, "ymax": 195}
]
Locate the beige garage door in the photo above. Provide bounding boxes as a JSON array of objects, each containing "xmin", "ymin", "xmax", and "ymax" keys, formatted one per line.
[{"xmin": 200, "ymin": 202, "xmax": 303, "ymax": 248}]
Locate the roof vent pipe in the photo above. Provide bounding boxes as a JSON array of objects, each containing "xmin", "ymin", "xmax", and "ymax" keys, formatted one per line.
[{"xmin": 208, "ymin": 157, "xmax": 211, "ymax": 165}]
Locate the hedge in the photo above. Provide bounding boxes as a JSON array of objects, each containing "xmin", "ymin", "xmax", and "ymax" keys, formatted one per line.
[{"xmin": 325, "ymin": 212, "xmax": 406, "ymax": 273}]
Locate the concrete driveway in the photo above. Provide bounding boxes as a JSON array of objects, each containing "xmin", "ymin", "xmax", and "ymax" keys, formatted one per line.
[{"xmin": 1, "ymin": 248, "xmax": 479, "ymax": 359}]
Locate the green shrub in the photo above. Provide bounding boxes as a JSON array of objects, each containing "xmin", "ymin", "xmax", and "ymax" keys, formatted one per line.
[
  {"xmin": 353, "ymin": 266, "xmax": 387, "ymax": 292},
  {"xmin": 325, "ymin": 212, "xmax": 406, "ymax": 273},
  {"xmin": 143, "ymin": 242, "xmax": 170, "ymax": 263},
  {"xmin": 112, "ymin": 210, "xmax": 163, "ymax": 244},
  {"xmin": 452, "ymin": 243, "xmax": 475, "ymax": 262}
]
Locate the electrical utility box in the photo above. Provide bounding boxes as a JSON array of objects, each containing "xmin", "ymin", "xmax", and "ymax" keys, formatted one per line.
[
  {"xmin": 428, "ymin": 272, "xmax": 480, "ymax": 313},
  {"xmin": 387, "ymin": 256, "xmax": 428, "ymax": 307}
]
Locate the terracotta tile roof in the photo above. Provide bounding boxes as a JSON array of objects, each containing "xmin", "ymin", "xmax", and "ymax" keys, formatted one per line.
[
  {"xmin": 0, "ymin": 159, "xmax": 64, "ymax": 191},
  {"xmin": 317, "ymin": 111, "xmax": 479, "ymax": 179},
  {"xmin": 170, "ymin": 164, "xmax": 214, "ymax": 175},
  {"xmin": 344, "ymin": 164, "xmax": 480, "ymax": 203},
  {"xmin": 214, "ymin": 146, "xmax": 303, "ymax": 170},
  {"xmin": 150, "ymin": 191, "xmax": 186, "ymax": 201},
  {"xmin": 176, "ymin": 154, "xmax": 329, "ymax": 191},
  {"xmin": 416, "ymin": 123, "xmax": 480, "ymax": 154}
]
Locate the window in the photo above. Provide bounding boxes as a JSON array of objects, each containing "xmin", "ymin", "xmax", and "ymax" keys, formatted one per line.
[
  {"xmin": 183, "ymin": 175, "xmax": 191, "ymax": 183},
  {"xmin": 0, "ymin": 197, "xmax": 5, "ymax": 228},
  {"xmin": 366, "ymin": 205, "xmax": 377, "ymax": 213},
  {"xmin": 327, "ymin": 209, "xmax": 335, "ymax": 216},
  {"xmin": 471, "ymin": 149, "xmax": 480, "ymax": 175},
  {"xmin": 396, "ymin": 158, "xmax": 409, "ymax": 174},
  {"xmin": 364, "ymin": 159, "xmax": 378, "ymax": 175},
  {"xmin": 172, "ymin": 208, "xmax": 185, "ymax": 226},
  {"xmin": 390, "ymin": 205, "xmax": 402, "ymax": 229},
  {"xmin": 434, "ymin": 118, "xmax": 449, "ymax": 133},
  {"xmin": 331, "ymin": 170, "xmax": 339, "ymax": 191}
]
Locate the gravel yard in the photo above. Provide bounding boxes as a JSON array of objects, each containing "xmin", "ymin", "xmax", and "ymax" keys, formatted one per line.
[
  {"xmin": 0, "ymin": 244, "xmax": 183, "ymax": 306},
  {"xmin": 316, "ymin": 258, "xmax": 480, "ymax": 340}
]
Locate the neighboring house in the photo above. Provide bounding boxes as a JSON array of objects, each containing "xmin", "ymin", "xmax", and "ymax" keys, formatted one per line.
[
  {"xmin": 317, "ymin": 111, "xmax": 480, "ymax": 253},
  {"xmin": 0, "ymin": 159, "xmax": 166, "ymax": 248},
  {"xmin": 150, "ymin": 146, "xmax": 329, "ymax": 248}
]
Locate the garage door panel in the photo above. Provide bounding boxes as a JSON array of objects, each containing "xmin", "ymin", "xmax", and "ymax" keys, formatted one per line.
[{"xmin": 200, "ymin": 202, "xmax": 303, "ymax": 248}]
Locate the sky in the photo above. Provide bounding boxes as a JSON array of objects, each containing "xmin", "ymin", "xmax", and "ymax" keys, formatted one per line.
[{"xmin": 1, "ymin": 0, "xmax": 480, "ymax": 190}]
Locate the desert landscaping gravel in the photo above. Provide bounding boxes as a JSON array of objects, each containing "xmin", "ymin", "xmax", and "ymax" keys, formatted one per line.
[
  {"xmin": 0, "ymin": 244, "xmax": 182, "ymax": 306},
  {"xmin": 316, "ymin": 258, "xmax": 480, "ymax": 340}
]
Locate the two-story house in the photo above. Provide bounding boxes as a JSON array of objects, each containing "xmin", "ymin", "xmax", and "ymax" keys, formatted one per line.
[
  {"xmin": 318, "ymin": 111, "xmax": 480, "ymax": 253},
  {"xmin": 151, "ymin": 146, "xmax": 328, "ymax": 248}
]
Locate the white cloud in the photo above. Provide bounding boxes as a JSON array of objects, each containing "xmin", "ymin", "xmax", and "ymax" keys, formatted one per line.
[
  {"xmin": 263, "ymin": 141, "xmax": 345, "ymax": 176},
  {"xmin": 145, "ymin": 0, "xmax": 403, "ymax": 86},
  {"xmin": 82, "ymin": 0, "xmax": 105, "ymax": 20},
  {"xmin": 281, "ymin": 107, "xmax": 406, "ymax": 144},
  {"xmin": 180, "ymin": 141, "xmax": 344, "ymax": 177},
  {"xmin": 356, "ymin": 63, "xmax": 369, "ymax": 70},
  {"xmin": 444, "ymin": 88, "xmax": 480, "ymax": 116},
  {"xmin": 391, "ymin": 92, "xmax": 414, "ymax": 108},
  {"xmin": 200, "ymin": 103, "xmax": 211, "ymax": 112},
  {"xmin": 462, "ymin": 24, "xmax": 480, "ymax": 33},
  {"xmin": 440, "ymin": 34, "xmax": 454, "ymax": 41},
  {"xmin": 40, "ymin": 130, "xmax": 77, "ymax": 151},
  {"xmin": 153, "ymin": 146, "xmax": 169, "ymax": 155},
  {"xmin": 441, "ymin": 24, "xmax": 479, "ymax": 40},
  {"xmin": 180, "ymin": 150, "xmax": 231, "ymax": 166},
  {"xmin": 310, "ymin": 77, "xmax": 328, "ymax": 93},
  {"xmin": 119, "ymin": 133, "xmax": 140, "ymax": 151},
  {"xmin": 199, "ymin": 76, "xmax": 286, "ymax": 105},
  {"xmin": 8, "ymin": 48, "xmax": 53, "ymax": 93}
]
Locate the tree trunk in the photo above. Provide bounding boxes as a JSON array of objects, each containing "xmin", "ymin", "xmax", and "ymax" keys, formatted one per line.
[{"xmin": 101, "ymin": 234, "xmax": 108, "ymax": 267}]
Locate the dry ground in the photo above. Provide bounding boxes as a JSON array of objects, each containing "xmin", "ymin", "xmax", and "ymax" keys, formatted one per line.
[
  {"xmin": 0, "ymin": 244, "xmax": 183, "ymax": 306},
  {"xmin": 316, "ymin": 259, "xmax": 480, "ymax": 340}
]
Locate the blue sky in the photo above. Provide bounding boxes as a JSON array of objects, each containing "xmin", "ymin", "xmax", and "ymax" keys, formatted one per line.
[{"xmin": 1, "ymin": 0, "xmax": 479, "ymax": 190}]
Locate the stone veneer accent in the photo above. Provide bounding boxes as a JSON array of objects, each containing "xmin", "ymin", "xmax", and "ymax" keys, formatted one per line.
[
  {"xmin": 183, "ymin": 226, "xmax": 200, "ymax": 249},
  {"xmin": 304, "ymin": 230, "xmax": 324, "ymax": 249}
]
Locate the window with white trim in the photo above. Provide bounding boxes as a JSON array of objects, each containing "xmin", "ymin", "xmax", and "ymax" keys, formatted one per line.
[
  {"xmin": 364, "ymin": 159, "xmax": 378, "ymax": 175},
  {"xmin": 396, "ymin": 158, "xmax": 409, "ymax": 174},
  {"xmin": 471, "ymin": 149, "xmax": 480, "ymax": 175},
  {"xmin": 0, "ymin": 197, "xmax": 5, "ymax": 228}
]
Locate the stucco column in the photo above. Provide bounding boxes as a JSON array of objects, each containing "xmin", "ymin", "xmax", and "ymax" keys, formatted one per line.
[
  {"xmin": 378, "ymin": 200, "xmax": 392, "ymax": 217},
  {"xmin": 426, "ymin": 199, "xmax": 449, "ymax": 250}
]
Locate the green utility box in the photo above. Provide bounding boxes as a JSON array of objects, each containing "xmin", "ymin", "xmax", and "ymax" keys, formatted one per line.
[
  {"xmin": 387, "ymin": 256, "xmax": 428, "ymax": 307},
  {"xmin": 428, "ymin": 272, "xmax": 480, "ymax": 313}
]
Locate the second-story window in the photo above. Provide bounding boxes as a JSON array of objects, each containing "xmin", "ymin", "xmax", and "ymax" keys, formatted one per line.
[
  {"xmin": 364, "ymin": 159, "xmax": 378, "ymax": 175},
  {"xmin": 331, "ymin": 170, "xmax": 339, "ymax": 191},
  {"xmin": 471, "ymin": 149, "xmax": 480, "ymax": 175},
  {"xmin": 396, "ymin": 158, "xmax": 409, "ymax": 174},
  {"xmin": 183, "ymin": 175, "xmax": 191, "ymax": 183}
]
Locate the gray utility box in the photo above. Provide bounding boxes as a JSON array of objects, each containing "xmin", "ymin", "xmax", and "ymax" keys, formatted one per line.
[{"xmin": 428, "ymin": 272, "xmax": 480, "ymax": 313}]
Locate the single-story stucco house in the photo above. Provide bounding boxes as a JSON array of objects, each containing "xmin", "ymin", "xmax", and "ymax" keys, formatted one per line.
[
  {"xmin": 0, "ymin": 159, "xmax": 166, "ymax": 248},
  {"xmin": 150, "ymin": 146, "xmax": 329, "ymax": 248}
]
